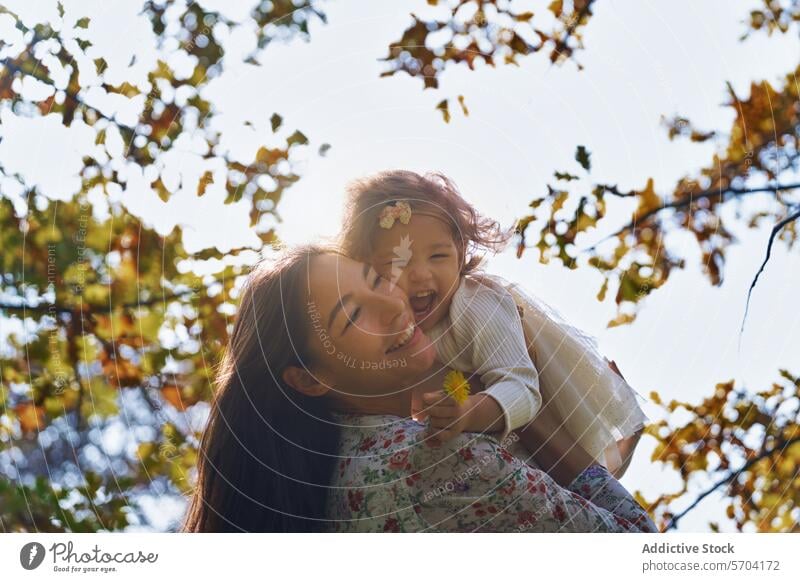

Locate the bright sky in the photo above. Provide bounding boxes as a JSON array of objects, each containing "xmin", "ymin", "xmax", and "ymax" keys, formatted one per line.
[{"xmin": 1, "ymin": 0, "xmax": 799, "ymax": 532}]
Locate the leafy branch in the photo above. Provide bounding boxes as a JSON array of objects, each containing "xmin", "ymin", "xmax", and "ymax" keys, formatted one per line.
[{"xmin": 665, "ymin": 435, "xmax": 800, "ymax": 530}]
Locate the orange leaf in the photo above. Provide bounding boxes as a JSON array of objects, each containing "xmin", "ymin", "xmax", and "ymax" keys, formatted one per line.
[
  {"xmin": 15, "ymin": 403, "xmax": 45, "ymax": 434},
  {"xmin": 161, "ymin": 385, "xmax": 185, "ymax": 410}
]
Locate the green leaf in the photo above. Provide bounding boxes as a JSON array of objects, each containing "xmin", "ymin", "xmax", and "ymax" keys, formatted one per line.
[
  {"xmin": 554, "ymin": 170, "xmax": 579, "ymax": 181},
  {"xmin": 575, "ymin": 145, "xmax": 591, "ymax": 171},
  {"xmin": 94, "ymin": 58, "xmax": 108, "ymax": 74},
  {"xmin": 82, "ymin": 377, "xmax": 119, "ymax": 418},
  {"xmin": 287, "ymin": 130, "xmax": 308, "ymax": 147},
  {"xmin": 270, "ymin": 113, "xmax": 282, "ymax": 132}
]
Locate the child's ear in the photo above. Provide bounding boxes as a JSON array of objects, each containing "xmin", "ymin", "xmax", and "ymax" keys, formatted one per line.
[{"xmin": 282, "ymin": 366, "xmax": 330, "ymax": 398}]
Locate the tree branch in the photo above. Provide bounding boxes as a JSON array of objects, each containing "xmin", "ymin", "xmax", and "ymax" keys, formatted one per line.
[
  {"xmin": 582, "ymin": 182, "xmax": 800, "ymax": 253},
  {"xmin": 138, "ymin": 385, "xmax": 162, "ymax": 416},
  {"xmin": 0, "ymin": 289, "xmax": 197, "ymax": 316},
  {"xmin": 71, "ymin": 357, "xmax": 85, "ymax": 432},
  {"xmin": 2, "ymin": 56, "xmax": 121, "ymax": 127},
  {"xmin": 596, "ymin": 183, "xmax": 637, "ymax": 198},
  {"xmin": 665, "ymin": 435, "xmax": 800, "ymax": 531}
]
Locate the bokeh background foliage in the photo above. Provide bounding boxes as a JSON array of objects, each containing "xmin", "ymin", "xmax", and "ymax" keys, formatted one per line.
[{"xmin": 0, "ymin": 0, "xmax": 798, "ymax": 531}]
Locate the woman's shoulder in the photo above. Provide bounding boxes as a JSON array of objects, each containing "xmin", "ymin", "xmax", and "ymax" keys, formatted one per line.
[
  {"xmin": 328, "ymin": 412, "xmax": 526, "ymax": 531},
  {"xmin": 333, "ymin": 412, "xmax": 424, "ymax": 452},
  {"xmin": 331, "ymin": 412, "xmax": 427, "ymax": 491},
  {"xmin": 327, "ymin": 413, "xmax": 427, "ymax": 532},
  {"xmin": 334, "ymin": 412, "xmax": 524, "ymax": 485}
]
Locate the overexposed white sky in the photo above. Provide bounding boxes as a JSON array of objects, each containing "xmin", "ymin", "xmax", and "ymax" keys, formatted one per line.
[{"xmin": 1, "ymin": 0, "xmax": 798, "ymax": 532}]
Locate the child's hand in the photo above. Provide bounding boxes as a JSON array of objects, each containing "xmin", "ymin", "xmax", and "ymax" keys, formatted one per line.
[{"xmin": 419, "ymin": 390, "xmax": 471, "ymax": 446}]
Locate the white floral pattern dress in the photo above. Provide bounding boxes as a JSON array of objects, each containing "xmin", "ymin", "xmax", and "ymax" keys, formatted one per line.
[{"xmin": 326, "ymin": 413, "xmax": 657, "ymax": 533}]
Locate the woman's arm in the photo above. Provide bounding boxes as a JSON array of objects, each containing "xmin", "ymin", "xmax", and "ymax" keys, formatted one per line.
[
  {"xmin": 612, "ymin": 428, "xmax": 643, "ymax": 479},
  {"xmin": 516, "ymin": 400, "xmax": 596, "ymax": 486},
  {"xmin": 605, "ymin": 359, "xmax": 644, "ymax": 479}
]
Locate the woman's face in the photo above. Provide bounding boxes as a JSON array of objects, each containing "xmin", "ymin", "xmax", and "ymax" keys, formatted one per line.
[{"xmin": 302, "ymin": 253, "xmax": 437, "ymax": 397}]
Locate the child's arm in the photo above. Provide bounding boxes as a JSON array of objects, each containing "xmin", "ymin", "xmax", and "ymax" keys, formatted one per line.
[
  {"xmin": 422, "ymin": 391, "xmax": 505, "ymax": 446},
  {"xmin": 421, "ymin": 281, "xmax": 541, "ymax": 444},
  {"xmin": 459, "ymin": 282, "xmax": 541, "ymax": 436}
]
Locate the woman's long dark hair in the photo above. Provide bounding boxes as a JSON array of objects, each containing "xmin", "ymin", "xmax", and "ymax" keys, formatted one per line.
[{"xmin": 182, "ymin": 245, "xmax": 340, "ymax": 532}]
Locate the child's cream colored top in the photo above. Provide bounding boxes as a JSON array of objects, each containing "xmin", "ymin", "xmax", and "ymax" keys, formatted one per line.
[
  {"xmin": 466, "ymin": 272, "xmax": 649, "ymax": 472},
  {"xmin": 428, "ymin": 276, "xmax": 542, "ymax": 437}
]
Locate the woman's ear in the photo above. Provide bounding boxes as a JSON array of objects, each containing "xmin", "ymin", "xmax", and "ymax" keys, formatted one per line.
[{"xmin": 282, "ymin": 366, "xmax": 330, "ymax": 397}]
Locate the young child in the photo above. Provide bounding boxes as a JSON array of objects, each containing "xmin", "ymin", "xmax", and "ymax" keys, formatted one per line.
[{"xmin": 339, "ymin": 169, "xmax": 648, "ymax": 476}]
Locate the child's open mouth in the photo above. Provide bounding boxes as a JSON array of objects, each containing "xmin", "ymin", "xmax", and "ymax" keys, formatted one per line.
[{"xmin": 409, "ymin": 290, "xmax": 437, "ymax": 323}]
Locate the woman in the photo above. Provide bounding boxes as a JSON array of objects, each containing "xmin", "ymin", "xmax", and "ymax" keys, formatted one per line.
[{"xmin": 181, "ymin": 246, "xmax": 657, "ymax": 532}]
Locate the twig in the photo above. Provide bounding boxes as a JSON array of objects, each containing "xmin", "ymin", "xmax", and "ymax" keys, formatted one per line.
[{"xmin": 739, "ymin": 205, "xmax": 800, "ymax": 338}]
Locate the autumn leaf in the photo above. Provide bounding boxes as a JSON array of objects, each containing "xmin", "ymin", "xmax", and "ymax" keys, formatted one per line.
[
  {"xmin": 607, "ymin": 312, "xmax": 636, "ymax": 328},
  {"xmin": 633, "ymin": 178, "xmax": 661, "ymax": 221},
  {"xmin": 15, "ymin": 403, "xmax": 45, "ymax": 434},
  {"xmin": 436, "ymin": 99, "xmax": 451, "ymax": 123},
  {"xmin": 197, "ymin": 171, "xmax": 214, "ymax": 197},
  {"xmin": 270, "ymin": 113, "xmax": 282, "ymax": 132}
]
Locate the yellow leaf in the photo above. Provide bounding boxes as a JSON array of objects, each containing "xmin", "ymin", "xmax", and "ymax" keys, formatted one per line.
[
  {"xmin": 457, "ymin": 94, "xmax": 469, "ymax": 116},
  {"xmin": 607, "ymin": 312, "xmax": 636, "ymax": 328},
  {"xmin": 596, "ymin": 278, "xmax": 609, "ymax": 301},
  {"xmin": 197, "ymin": 171, "xmax": 214, "ymax": 197},
  {"xmin": 551, "ymin": 191, "xmax": 569, "ymax": 213},
  {"xmin": 786, "ymin": 442, "xmax": 800, "ymax": 462},
  {"xmin": 137, "ymin": 442, "xmax": 154, "ymax": 461},
  {"xmin": 634, "ymin": 178, "xmax": 661, "ymax": 220},
  {"xmin": 83, "ymin": 283, "xmax": 109, "ymax": 305},
  {"xmin": 436, "ymin": 99, "xmax": 450, "ymax": 123}
]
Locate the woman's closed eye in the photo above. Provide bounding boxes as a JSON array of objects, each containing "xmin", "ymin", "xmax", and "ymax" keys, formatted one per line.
[
  {"xmin": 431, "ymin": 253, "xmax": 450, "ymax": 260},
  {"xmin": 343, "ymin": 306, "xmax": 361, "ymax": 333},
  {"xmin": 343, "ymin": 274, "xmax": 389, "ymax": 332}
]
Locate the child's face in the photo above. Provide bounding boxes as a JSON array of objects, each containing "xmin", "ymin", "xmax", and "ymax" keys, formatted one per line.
[{"xmin": 371, "ymin": 213, "xmax": 461, "ymax": 332}]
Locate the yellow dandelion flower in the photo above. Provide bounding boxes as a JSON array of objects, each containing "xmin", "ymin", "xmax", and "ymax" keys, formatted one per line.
[{"xmin": 443, "ymin": 370, "xmax": 471, "ymax": 404}]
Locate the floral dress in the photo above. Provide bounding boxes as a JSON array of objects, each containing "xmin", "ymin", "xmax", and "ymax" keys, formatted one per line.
[{"xmin": 326, "ymin": 413, "xmax": 657, "ymax": 533}]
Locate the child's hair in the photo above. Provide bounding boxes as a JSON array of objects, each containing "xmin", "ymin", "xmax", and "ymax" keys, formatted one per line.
[{"xmin": 339, "ymin": 169, "xmax": 511, "ymax": 274}]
